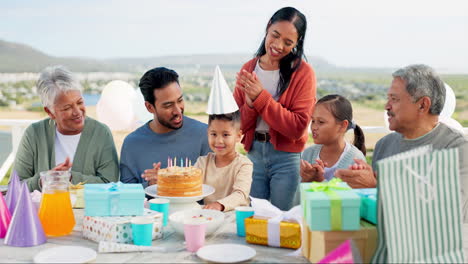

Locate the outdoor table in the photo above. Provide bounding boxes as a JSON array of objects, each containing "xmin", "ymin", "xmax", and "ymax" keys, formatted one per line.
[{"xmin": 0, "ymin": 209, "xmax": 309, "ymax": 263}]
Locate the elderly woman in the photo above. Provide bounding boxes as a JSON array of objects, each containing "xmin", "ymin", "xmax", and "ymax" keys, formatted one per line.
[{"xmin": 14, "ymin": 65, "xmax": 119, "ymax": 191}]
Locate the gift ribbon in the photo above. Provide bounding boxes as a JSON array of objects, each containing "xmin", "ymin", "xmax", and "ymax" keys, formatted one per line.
[
  {"xmin": 306, "ymin": 178, "xmax": 351, "ymax": 230},
  {"xmin": 355, "ymin": 189, "xmax": 377, "ymax": 198},
  {"xmin": 99, "ymin": 182, "xmax": 123, "ymax": 215},
  {"xmin": 250, "ymin": 197, "xmax": 302, "ymax": 248}
]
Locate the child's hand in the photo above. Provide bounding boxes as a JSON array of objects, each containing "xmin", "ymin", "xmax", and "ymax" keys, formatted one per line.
[
  {"xmin": 300, "ymin": 159, "xmax": 326, "ymax": 182},
  {"xmin": 142, "ymin": 162, "xmax": 161, "ymax": 186},
  {"xmin": 203, "ymin": 202, "xmax": 224, "ymax": 211}
]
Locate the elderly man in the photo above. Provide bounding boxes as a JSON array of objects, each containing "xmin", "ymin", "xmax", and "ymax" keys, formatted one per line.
[{"xmin": 335, "ymin": 64, "xmax": 468, "ymax": 215}]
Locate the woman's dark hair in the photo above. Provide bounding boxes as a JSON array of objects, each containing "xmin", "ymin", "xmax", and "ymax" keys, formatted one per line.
[
  {"xmin": 139, "ymin": 67, "xmax": 179, "ymax": 105},
  {"xmin": 208, "ymin": 110, "xmax": 241, "ymax": 129},
  {"xmin": 317, "ymin": 94, "xmax": 366, "ymax": 156},
  {"xmin": 255, "ymin": 7, "xmax": 307, "ymax": 97}
]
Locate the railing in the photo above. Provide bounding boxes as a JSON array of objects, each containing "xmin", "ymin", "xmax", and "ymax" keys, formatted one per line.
[
  {"xmin": 0, "ymin": 119, "xmax": 467, "ymax": 183},
  {"xmin": 0, "ymin": 119, "xmax": 36, "ymax": 182}
]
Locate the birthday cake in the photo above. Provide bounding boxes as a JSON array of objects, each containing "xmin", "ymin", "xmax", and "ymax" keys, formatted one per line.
[{"xmin": 157, "ymin": 166, "xmax": 203, "ymax": 197}]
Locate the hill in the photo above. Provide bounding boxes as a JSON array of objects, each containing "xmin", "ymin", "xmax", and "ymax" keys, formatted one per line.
[
  {"xmin": 0, "ymin": 39, "xmax": 342, "ymax": 73},
  {"xmin": 0, "ymin": 39, "xmax": 120, "ymax": 72}
]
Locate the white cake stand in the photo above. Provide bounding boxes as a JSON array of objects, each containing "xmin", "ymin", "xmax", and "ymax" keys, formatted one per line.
[{"xmin": 144, "ymin": 184, "xmax": 215, "ymax": 214}]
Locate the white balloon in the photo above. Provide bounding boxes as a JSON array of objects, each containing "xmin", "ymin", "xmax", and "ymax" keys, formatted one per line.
[
  {"xmin": 440, "ymin": 116, "xmax": 465, "ymax": 134},
  {"xmin": 132, "ymin": 88, "xmax": 153, "ymax": 124},
  {"xmin": 440, "ymin": 83, "xmax": 456, "ymax": 119},
  {"xmin": 96, "ymin": 80, "xmax": 136, "ymax": 131},
  {"xmin": 383, "ymin": 111, "xmax": 391, "ymax": 132}
]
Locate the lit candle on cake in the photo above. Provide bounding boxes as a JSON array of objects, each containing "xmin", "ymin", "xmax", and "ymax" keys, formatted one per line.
[{"xmin": 186, "ymin": 157, "xmax": 188, "ymax": 168}]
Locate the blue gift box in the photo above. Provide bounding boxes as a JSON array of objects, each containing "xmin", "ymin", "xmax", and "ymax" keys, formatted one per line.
[
  {"xmin": 300, "ymin": 179, "xmax": 360, "ymax": 231},
  {"xmin": 84, "ymin": 182, "xmax": 145, "ymax": 216},
  {"xmin": 354, "ymin": 188, "xmax": 377, "ymax": 224}
]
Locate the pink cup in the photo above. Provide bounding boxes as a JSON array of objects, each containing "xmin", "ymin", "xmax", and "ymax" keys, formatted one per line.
[{"xmin": 183, "ymin": 220, "xmax": 206, "ymax": 252}]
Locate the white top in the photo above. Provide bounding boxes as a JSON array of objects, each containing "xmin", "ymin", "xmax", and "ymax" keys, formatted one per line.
[
  {"xmin": 254, "ymin": 60, "xmax": 280, "ymax": 132},
  {"xmin": 55, "ymin": 128, "xmax": 81, "ymax": 166},
  {"xmin": 318, "ymin": 142, "xmax": 352, "ymax": 181}
]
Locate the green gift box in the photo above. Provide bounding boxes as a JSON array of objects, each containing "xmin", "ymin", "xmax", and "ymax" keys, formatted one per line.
[
  {"xmin": 354, "ymin": 188, "xmax": 377, "ymax": 225},
  {"xmin": 300, "ymin": 179, "xmax": 360, "ymax": 231}
]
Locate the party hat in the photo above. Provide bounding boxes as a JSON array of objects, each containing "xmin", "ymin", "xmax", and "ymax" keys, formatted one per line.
[
  {"xmin": 206, "ymin": 65, "xmax": 239, "ymax": 115},
  {"xmin": 0, "ymin": 192, "xmax": 12, "ymax": 238},
  {"xmin": 5, "ymin": 182, "xmax": 47, "ymax": 247},
  {"xmin": 318, "ymin": 239, "xmax": 362, "ymax": 264},
  {"xmin": 5, "ymin": 170, "xmax": 21, "ymax": 215},
  {"xmin": 98, "ymin": 241, "xmax": 166, "ymax": 253}
]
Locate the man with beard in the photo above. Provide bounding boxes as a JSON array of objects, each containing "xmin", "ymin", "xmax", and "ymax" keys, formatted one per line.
[
  {"xmin": 335, "ymin": 64, "xmax": 468, "ymax": 217},
  {"xmin": 120, "ymin": 67, "xmax": 210, "ymax": 187}
]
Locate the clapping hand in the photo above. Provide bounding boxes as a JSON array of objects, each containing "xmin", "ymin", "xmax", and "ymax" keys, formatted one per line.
[
  {"xmin": 335, "ymin": 159, "xmax": 377, "ymax": 188},
  {"xmin": 300, "ymin": 159, "xmax": 327, "ymax": 182},
  {"xmin": 236, "ymin": 70, "xmax": 264, "ymax": 102},
  {"xmin": 142, "ymin": 162, "xmax": 161, "ymax": 186}
]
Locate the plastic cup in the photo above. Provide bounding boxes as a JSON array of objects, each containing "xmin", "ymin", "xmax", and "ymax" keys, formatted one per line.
[
  {"xmin": 235, "ymin": 206, "xmax": 254, "ymax": 237},
  {"xmin": 131, "ymin": 216, "xmax": 153, "ymax": 246},
  {"xmin": 183, "ymin": 219, "xmax": 206, "ymax": 252},
  {"xmin": 149, "ymin": 198, "xmax": 170, "ymax": 226}
]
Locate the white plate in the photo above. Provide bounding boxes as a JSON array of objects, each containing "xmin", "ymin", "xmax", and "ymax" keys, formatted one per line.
[
  {"xmin": 197, "ymin": 244, "xmax": 256, "ymax": 263},
  {"xmin": 33, "ymin": 246, "xmax": 97, "ymax": 263},
  {"xmin": 145, "ymin": 184, "xmax": 214, "ymax": 203}
]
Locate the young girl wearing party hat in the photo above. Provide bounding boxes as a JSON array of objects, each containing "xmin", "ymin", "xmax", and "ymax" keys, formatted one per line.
[
  {"xmin": 143, "ymin": 66, "xmax": 253, "ymax": 211},
  {"xmin": 300, "ymin": 94, "xmax": 366, "ymax": 183}
]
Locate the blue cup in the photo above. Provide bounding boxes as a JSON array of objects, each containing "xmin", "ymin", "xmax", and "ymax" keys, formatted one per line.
[
  {"xmin": 149, "ymin": 198, "xmax": 170, "ymax": 226},
  {"xmin": 131, "ymin": 216, "xmax": 153, "ymax": 246},
  {"xmin": 235, "ymin": 206, "xmax": 255, "ymax": 237}
]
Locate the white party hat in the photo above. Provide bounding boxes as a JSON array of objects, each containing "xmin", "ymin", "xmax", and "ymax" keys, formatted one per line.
[{"xmin": 206, "ymin": 66, "xmax": 239, "ymax": 115}]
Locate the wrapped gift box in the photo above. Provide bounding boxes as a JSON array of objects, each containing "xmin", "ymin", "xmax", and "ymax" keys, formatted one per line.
[
  {"xmin": 84, "ymin": 182, "xmax": 144, "ymax": 216},
  {"xmin": 302, "ymin": 220, "xmax": 377, "ymax": 263},
  {"xmin": 245, "ymin": 216, "xmax": 301, "ymax": 249},
  {"xmin": 354, "ymin": 188, "xmax": 377, "ymax": 224},
  {"xmin": 300, "ymin": 180, "xmax": 360, "ymax": 231},
  {"xmin": 83, "ymin": 208, "xmax": 163, "ymax": 243}
]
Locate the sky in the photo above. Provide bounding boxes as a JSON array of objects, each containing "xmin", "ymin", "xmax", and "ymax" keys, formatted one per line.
[{"xmin": 1, "ymin": 0, "xmax": 468, "ymax": 73}]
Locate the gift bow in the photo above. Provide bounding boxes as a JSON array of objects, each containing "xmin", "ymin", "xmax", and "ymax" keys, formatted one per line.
[
  {"xmin": 250, "ymin": 197, "xmax": 302, "ymax": 248},
  {"xmin": 307, "ymin": 178, "xmax": 350, "ymax": 192},
  {"xmin": 306, "ymin": 178, "xmax": 351, "ymax": 230},
  {"xmin": 100, "ymin": 182, "xmax": 123, "ymax": 215}
]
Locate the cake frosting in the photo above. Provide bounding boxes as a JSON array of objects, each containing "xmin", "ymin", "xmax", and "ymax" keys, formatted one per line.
[{"xmin": 157, "ymin": 166, "xmax": 203, "ymax": 197}]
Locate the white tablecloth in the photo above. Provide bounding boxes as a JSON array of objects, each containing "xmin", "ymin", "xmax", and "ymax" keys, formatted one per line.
[{"xmin": 0, "ymin": 209, "xmax": 308, "ymax": 263}]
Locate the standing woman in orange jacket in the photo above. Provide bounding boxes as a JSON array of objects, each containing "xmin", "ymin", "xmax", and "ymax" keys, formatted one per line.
[{"xmin": 234, "ymin": 7, "xmax": 316, "ymax": 210}]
